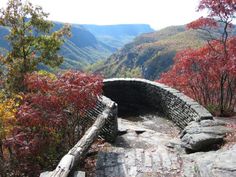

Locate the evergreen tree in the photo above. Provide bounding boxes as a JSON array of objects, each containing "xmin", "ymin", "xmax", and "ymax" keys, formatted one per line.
[{"xmin": 0, "ymin": 0, "xmax": 70, "ymax": 92}]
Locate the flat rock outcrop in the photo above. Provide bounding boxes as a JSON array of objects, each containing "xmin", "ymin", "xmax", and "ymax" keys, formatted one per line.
[{"xmin": 183, "ymin": 144, "xmax": 236, "ymax": 177}]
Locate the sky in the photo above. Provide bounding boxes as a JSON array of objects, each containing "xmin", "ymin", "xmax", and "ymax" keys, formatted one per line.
[{"xmin": 0, "ymin": 0, "xmax": 205, "ymax": 30}]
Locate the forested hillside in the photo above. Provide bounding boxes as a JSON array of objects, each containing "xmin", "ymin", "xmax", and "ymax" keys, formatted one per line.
[
  {"xmin": 55, "ymin": 23, "xmax": 115, "ymax": 70},
  {"xmin": 92, "ymin": 25, "xmax": 210, "ymax": 79}
]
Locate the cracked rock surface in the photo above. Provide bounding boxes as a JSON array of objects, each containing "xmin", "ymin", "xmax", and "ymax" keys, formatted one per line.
[{"xmin": 93, "ymin": 115, "xmax": 235, "ymax": 177}]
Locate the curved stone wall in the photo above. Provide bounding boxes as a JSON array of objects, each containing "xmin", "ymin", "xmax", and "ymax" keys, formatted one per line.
[{"xmin": 103, "ymin": 78, "xmax": 213, "ymax": 129}]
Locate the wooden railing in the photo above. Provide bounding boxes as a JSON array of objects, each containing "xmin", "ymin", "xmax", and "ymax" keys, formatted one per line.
[{"xmin": 40, "ymin": 96, "xmax": 117, "ymax": 177}]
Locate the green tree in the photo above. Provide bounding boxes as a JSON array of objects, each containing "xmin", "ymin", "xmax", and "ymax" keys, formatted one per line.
[{"xmin": 0, "ymin": 0, "xmax": 70, "ymax": 92}]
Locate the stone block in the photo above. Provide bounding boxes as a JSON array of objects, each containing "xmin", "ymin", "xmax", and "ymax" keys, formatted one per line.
[{"xmin": 73, "ymin": 171, "xmax": 85, "ymax": 177}]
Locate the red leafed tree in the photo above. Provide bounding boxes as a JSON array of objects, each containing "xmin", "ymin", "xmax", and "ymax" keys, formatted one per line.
[
  {"xmin": 5, "ymin": 71, "xmax": 103, "ymax": 176},
  {"xmin": 159, "ymin": 0, "xmax": 236, "ymax": 116}
]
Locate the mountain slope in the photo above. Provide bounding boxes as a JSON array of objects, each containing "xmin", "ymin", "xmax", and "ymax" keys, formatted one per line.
[
  {"xmin": 93, "ymin": 25, "xmax": 211, "ymax": 80},
  {"xmin": 49, "ymin": 22, "xmax": 115, "ymax": 70},
  {"xmin": 82, "ymin": 24, "xmax": 154, "ymax": 49},
  {"xmin": 0, "ymin": 23, "xmax": 113, "ymax": 70}
]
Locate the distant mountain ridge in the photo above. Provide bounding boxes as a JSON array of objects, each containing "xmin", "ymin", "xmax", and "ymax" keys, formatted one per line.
[
  {"xmin": 82, "ymin": 24, "xmax": 154, "ymax": 49},
  {"xmin": 0, "ymin": 23, "xmax": 154, "ymax": 70}
]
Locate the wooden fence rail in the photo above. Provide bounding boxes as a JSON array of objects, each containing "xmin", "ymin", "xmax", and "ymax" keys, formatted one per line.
[{"xmin": 40, "ymin": 96, "xmax": 117, "ymax": 177}]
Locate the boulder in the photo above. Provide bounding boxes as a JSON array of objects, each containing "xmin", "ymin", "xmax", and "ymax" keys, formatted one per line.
[{"xmin": 181, "ymin": 119, "xmax": 232, "ymax": 152}]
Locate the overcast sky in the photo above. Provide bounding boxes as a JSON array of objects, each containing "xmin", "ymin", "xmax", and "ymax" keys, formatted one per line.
[{"xmin": 0, "ymin": 0, "xmax": 204, "ymax": 30}]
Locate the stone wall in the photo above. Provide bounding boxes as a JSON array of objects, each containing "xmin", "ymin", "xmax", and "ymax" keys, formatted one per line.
[
  {"xmin": 98, "ymin": 96, "xmax": 118, "ymax": 142},
  {"xmin": 103, "ymin": 78, "xmax": 213, "ymax": 129}
]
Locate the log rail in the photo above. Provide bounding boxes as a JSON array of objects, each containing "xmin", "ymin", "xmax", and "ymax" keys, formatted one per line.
[{"xmin": 40, "ymin": 96, "xmax": 118, "ymax": 177}]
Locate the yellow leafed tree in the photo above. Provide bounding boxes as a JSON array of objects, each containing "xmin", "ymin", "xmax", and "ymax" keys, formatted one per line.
[{"xmin": 0, "ymin": 92, "xmax": 20, "ymax": 159}]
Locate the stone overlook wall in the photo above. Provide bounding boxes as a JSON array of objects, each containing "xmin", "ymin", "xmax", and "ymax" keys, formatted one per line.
[{"xmin": 103, "ymin": 78, "xmax": 213, "ymax": 129}]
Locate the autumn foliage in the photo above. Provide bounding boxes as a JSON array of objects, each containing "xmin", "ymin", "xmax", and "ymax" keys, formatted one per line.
[
  {"xmin": 159, "ymin": 0, "xmax": 236, "ymax": 116},
  {"xmin": 159, "ymin": 39, "xmax": 236, "ymax": 114},
  {"xmin": 1, "ymin": 71, "xmax": 103, "ymax": 176}
]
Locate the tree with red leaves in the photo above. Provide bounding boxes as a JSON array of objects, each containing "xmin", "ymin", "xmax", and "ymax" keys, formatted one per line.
[
  {"xmin": 4, "ymin": 71, "xmax": 103, "ymax": 176},
  {"xmin": 159, "ymin": 0, "xmax": 236, "ymax": 115}
]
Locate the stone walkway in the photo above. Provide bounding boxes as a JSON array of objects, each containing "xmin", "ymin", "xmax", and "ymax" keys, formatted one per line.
[
  {"xmin": 92, "ymin": 115, "xmax": 236, "ymax": 177},
  {"xmin": 95, "ymin": 146, "xmax": 182, "ymax": 177},
  {"xmin": 94, "ymin": 115, "xmax": 184, "ymax": 177}
]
